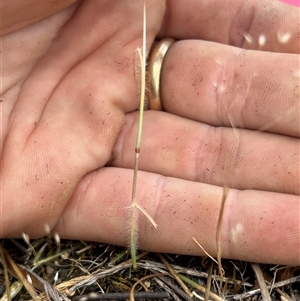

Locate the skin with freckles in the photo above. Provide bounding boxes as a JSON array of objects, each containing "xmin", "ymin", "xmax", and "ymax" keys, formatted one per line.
[{"xmin": 1, "ymin": 0, "xmax": 299, "ymax": 265}]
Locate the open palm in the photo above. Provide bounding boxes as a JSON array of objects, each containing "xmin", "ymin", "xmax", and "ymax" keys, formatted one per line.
[{"xmin": 1, "ymin": 1, "xmax": 164, "ymax": 236}]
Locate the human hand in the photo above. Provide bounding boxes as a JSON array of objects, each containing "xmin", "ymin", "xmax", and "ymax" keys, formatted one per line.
[
  {"xmin": 1, "ymin": 0, "xmax": 165, "ymax": 241},
  {"xmin": 1, "ymin": 0, "xmax": 299, "ymax": 266}
]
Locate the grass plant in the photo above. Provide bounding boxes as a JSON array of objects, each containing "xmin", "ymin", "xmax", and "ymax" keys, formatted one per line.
[{"xmin": 0, "ymin": 239, "xmax": 299, "ymax": 300}]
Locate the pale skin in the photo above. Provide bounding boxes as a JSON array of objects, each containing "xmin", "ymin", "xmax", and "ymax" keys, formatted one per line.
[{"xmin": 1, "ymin": 0, "xmax": 299, "ymax": 265}]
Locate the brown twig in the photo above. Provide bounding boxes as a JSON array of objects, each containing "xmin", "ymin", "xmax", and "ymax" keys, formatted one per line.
[
  {"xmin": 129, "ymin": 272, "xmax": 168, "ymax": 301},
  {"xmin": 204, "ymin": 260, "xmax": 214, "ymax": 301},
  {"xmin": 251, "ymin": 263, "xmax": 272, "ymax": 301},
  {"xmin": 232, "ymin": 274, "xmax": 300, "ymax": 300},
  {"xmin": 71, "ymin": 291, "xmax": 170, "ymax": 301}
]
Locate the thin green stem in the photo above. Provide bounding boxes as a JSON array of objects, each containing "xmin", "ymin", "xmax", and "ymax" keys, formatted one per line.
[{"xmin": 130, "ymin": 0, "xmax": 146, "ymax": 270}]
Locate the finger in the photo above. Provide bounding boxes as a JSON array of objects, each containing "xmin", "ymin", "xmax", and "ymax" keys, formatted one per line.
[
  {"xmin": 111, "ymin": 111, "xmax": 299, "ymax": 195},
  {"xmin": 52, "ymin": 167, "xmax": 300, "ymax": 266},
  {"xmin": 160, "ymin": 0, "xmax": 300, "ymax": 53},
  {"xmin": 160, "ymin": 40, "xmax": 299, "ymax": 137}
]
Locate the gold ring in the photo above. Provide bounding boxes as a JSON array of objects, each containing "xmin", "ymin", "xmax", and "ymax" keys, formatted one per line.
[{"xmin": 147, "ymin": 38, "xmax": 176, "ymax": 111}]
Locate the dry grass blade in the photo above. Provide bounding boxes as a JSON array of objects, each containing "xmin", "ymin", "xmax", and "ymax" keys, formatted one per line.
[
  {"xmin": 204, "ymin": 260, "xmax": 214, "ymax": 301},
  {"xmin": 0, "ymin": 246, "xmax": 39, "ymax": 300},
  {"xmin": 139, "ymin": 259, "xmax": 252, "ymax": 287},
  {"xmin": 2, "ymin": 238, "xmax": 299, "ymax": 300},
  {"xmin": 73, "ymin": 291, "xmax": 170, "ymax": 300},
  {"xmin": 152, "ymin": 277, "xmax": 184, "ymax": 301},
  {"xmin": 251, "ymin": 263, "xmax": 272, "ymax": 301},
  {"xmin": 0, "ymin": 245, "xmax": 12, "ymax": 301},
  {"xmin": 232, "ymin": 275, "xmax": 300, "ymax": 300},
  {"xmin": 21, "ymin": 265, "xmax": 67, "ymax": 301},
  {"xmin": 216, "ymin": 184, "xmax": 228, "ymax": 289},
  {"xmin": 135, "ymin": 203, "xmax": 158, "ymax": 229},
  {"xmin": 192, "ymin": 237, "xmax": 218, "ymax": 265},
  {"xmin": 276, "ymin": 288, "xmax": 295, "ymax": 301},
  {"xmin": 177, "ymin": 274, "xmax": 226, "ymax": 301},
  {"xmin": 68, "ymin": 252, "xmax": 148, "ymax": 293},
  {"xmin": 157, "ymin": 253, "xmax": 193, "ymax": 298},
  {"xmin": 129, "ymin": 272, "xmax": 168, "ymax": 301}
]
